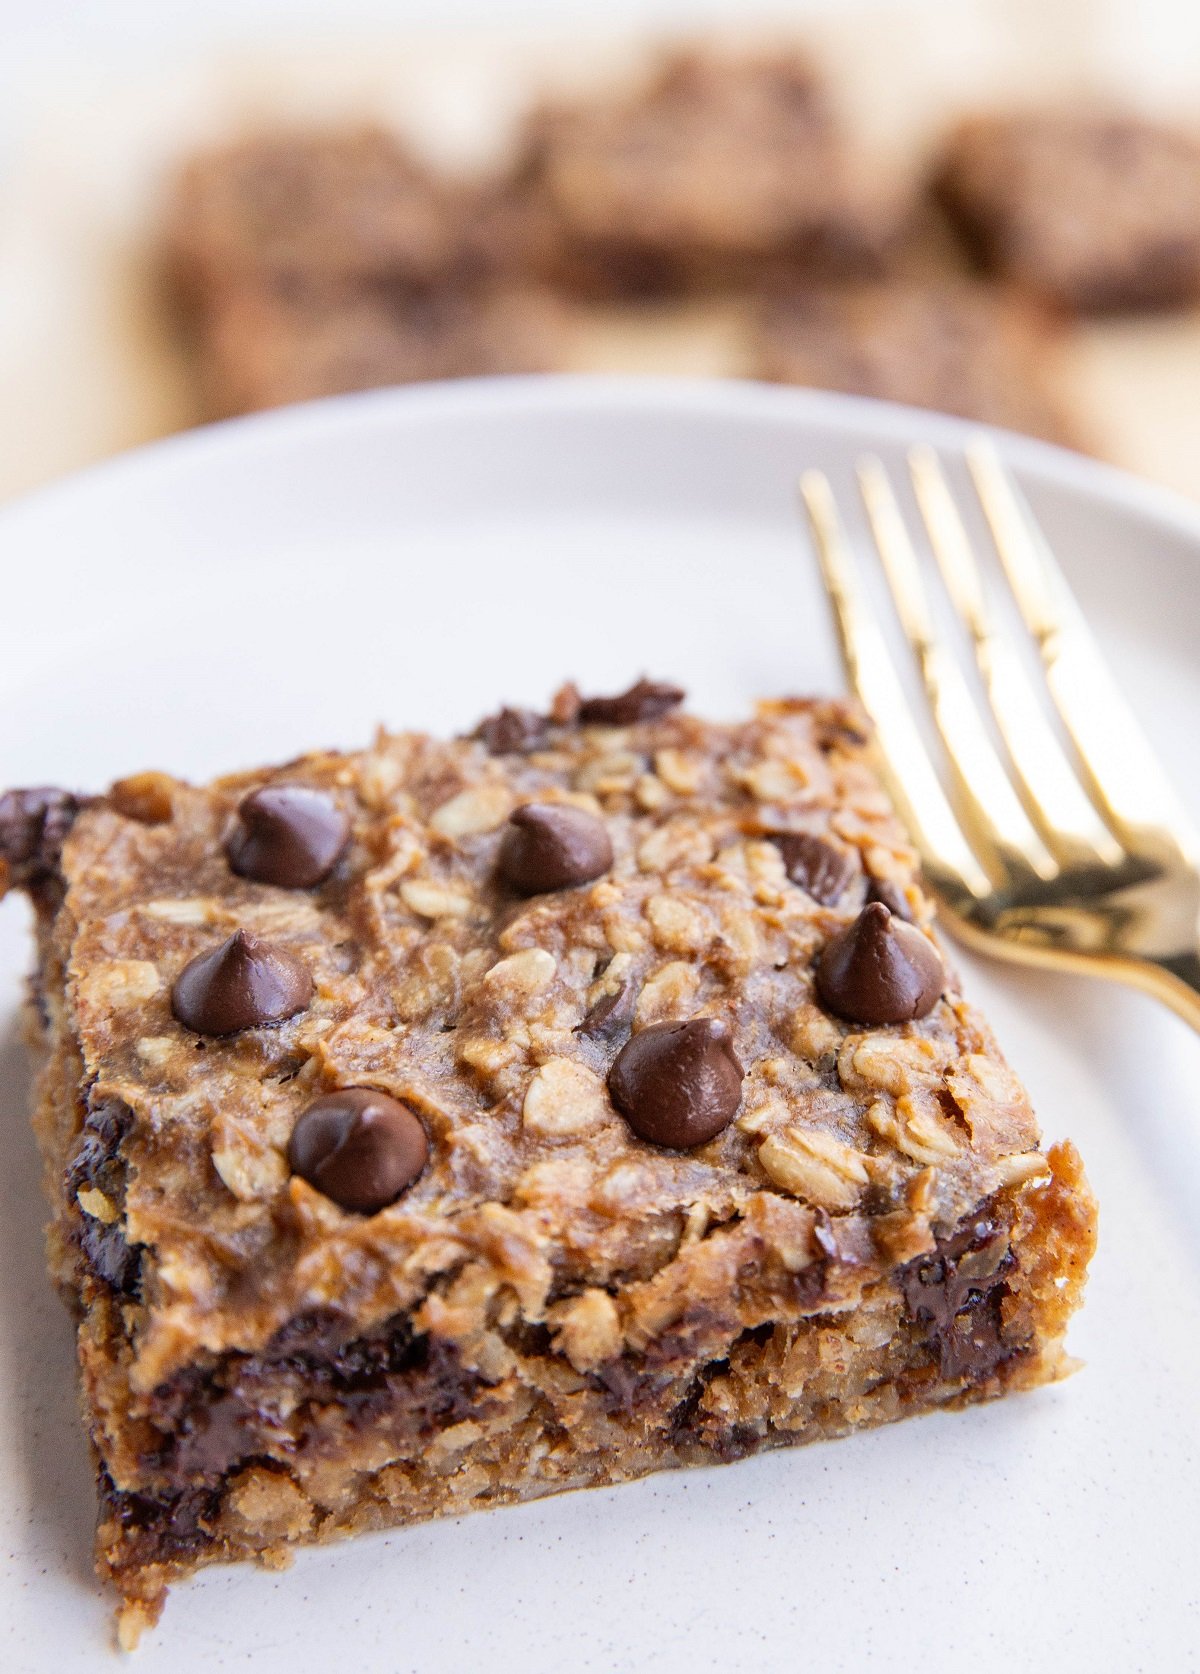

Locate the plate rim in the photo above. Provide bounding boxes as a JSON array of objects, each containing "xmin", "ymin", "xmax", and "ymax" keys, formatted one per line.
[
  {"xmin": 4, "ymin": 371, "xmax": 1200, "ymax": 1670},
  {"xmin": 4, "ymin": 373, "xmax": 1200, "ymax": 552}
]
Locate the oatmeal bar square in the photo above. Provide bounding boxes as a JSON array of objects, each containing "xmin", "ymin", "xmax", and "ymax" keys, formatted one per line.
[
  {"xmin": 933, "ymin": 109, "xmax": 1200, "ymax": 312},
  {"xmin": 164, "ymin": 126, "xmax": 570, "ymax": 416},
  {"xmin": 165, "ymin": 127, "xmax": 467, "ymax": 301},
  {"xmin": 511, "ymin": 48, "xmax": 906, "ymax": 293},
  {"xmin": 1, "ymin": 682, "xmax": 1095, "ymax": 1644}
]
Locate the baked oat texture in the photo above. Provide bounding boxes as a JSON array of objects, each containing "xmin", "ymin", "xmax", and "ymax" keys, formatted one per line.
[
  {"xmin": 934, "ymin": 108, "xmax": 1200, "ymax": 312},
  {"xmin": 3, "ymin": 687, "xmax": 1097, "ymax": 1646}
]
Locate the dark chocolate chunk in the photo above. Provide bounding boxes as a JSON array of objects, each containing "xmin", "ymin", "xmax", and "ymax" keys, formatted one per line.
[
  {"xmin": 66, "ymin": 1098, "xmax": 134, "ymax": 1198},
  {"xmin": 577, "ymin": 678, "xmax": 686, "ymax": 726},
  {"xmin": 226, "ymin": 784, "xmax": 350, "ymax": 888},
  {"xmin": 474, "ymin": 706, "xmax": 548, "ymax": 755},
  {"xmin": 816, "ymin": 901, "xmax": 943, "ymax": 1025},
  {"xmin": 66, "ymin": 1099, "xmax": 142, "ymax": 1299},
  {"xmin": 771, "ymin": 831, "xmax": 857, "ymax": 905},
  {"xmin": 146, "ymin": 1321, "xmax": 479, "ymax": 1489},
  {"xmin": 288, "ymin": 1087, "xmax": 429, "ymax": 1213},
  {"xmin": 0, "ymin": 786, "xmax": 82, "ymax": 892},
  {"xmin": 609, "ymin": 1017, "xmax": 743, "ymax": 1148},
  {"xmin": 575, "ymin": 980, "xmax": 636, "ymax": 1040},
  {"xmin": 99, "ymin": 1468, "xmax": 224, "ymax": 1567},
  {"xmin": 498, "ymin": 802, "xmax": 613, "ymax": 895},
  {"xmin": 899, "ymin": 1210, "xmax": 1017, "ymax": 1382},
  {"xmin": 263, "ymin": 1306, "xmax": 356, "ymax": 1358},
  {"xmin": 868, "ymin": 877, "xmax": 915, "ymax": 922},
  {"xmin": 171, "ymin": 929, "xmax": 313, "ymax": 1035}
]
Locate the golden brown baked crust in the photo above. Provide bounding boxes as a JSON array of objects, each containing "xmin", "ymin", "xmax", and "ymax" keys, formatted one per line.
[{"xmin": 6, "ymin": 690, "xmax": 1096, "ymax": 1644}]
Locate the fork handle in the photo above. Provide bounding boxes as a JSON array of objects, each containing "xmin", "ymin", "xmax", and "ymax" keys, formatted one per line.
[
  {"xmin": 946, "ymin": 912, "xmax": 1200, "ymax": 1034},
  {"xmin": 1137, "ymin": 952, "xmax": 1200, "ymax": 1033}
]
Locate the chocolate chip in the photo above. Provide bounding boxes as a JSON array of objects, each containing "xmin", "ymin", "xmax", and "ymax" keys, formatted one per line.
[
  {"xmin": 608, "ymin": 1017, "xmax": 743, "ymax": 1148},
  {"xmin": 577, "ymin": 678, "xmax": 685, "ymax": 726},
  {"xmin": 868, "ymin": 878, "xmax": 915, "ymax": 922},
  {"xmin": 0, "ymin": 786, "xmax": 82, "ymax": 892},
  {"xmin": 172, "ymin": 930, "xmax": 313, "ymax": 1035},
  {"xmin": 815, "ymin": 901, "xmax": 944, "ymax": 1026},
  {"xmin": 226, "ymin": 785, "xmax": 350, "ymax": 888},
  {"xmin": 288, "ymin": 1088, "xmax": 429, "ymax": 1213},
  {"xmin": 498, "ymin": 803, "xmax": 613, "ymax": 895},
  {"xmin": 770, "ymin": 832, "xmax": 857, "ymax": 906},
  {"xmin": 474, "ymin": 707, "xmax": 548, "ymax": 755},
  {"xmin": 575, "ymin": 980, "xmax": 636, "ymax": 1040}
]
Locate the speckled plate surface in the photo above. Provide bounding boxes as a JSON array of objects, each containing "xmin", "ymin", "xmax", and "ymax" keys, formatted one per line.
[{"xmin": 3, "ymin": 378, "xmax": 1198, "ymax": 1673}]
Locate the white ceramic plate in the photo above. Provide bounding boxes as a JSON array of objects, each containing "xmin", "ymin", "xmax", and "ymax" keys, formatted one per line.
[{"xmin": 3, "ymin": 378, "xmax": 1198, "ymax": 1673}]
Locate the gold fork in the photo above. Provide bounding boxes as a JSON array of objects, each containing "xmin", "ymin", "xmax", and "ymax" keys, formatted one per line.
[{"xmin": 801, "ymin": 440, "xmax": 1200, "ymax": 1032}]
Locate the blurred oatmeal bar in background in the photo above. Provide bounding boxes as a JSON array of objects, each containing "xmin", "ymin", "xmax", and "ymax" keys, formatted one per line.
[
  {"xmin": 194, "ymin": 282, "xmax": 570, "ymax": 416},
  {"xmin": 165, "ymin": 127, "xmax": 468, "ymax": 299},
  {"xmin": 509, "ymin": 46, "xmax": 909, "ymax": 295},
  {"xmin": 752, "ymin": 279, "xmax": 1081, "ymax": 445},
  {"xmin": 165, "ymin": 125, "xmax": 568, "ymax": 415},
  {"xmin": 933, "ymin": 108, "xmax": 1200, "ymax": 312}
]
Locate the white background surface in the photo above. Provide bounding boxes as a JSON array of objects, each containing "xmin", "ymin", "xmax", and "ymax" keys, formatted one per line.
[
  {"xmin": 12, "ymin": 0, "xmax": 1200, "ymax": 503},
  {"xmin": 1, "ymin": 379, "xmax": 1198, "ymax": 1670},
  {"xmin": 6, "ymin": 0, "xmax": 1200, "ymax": 158}
]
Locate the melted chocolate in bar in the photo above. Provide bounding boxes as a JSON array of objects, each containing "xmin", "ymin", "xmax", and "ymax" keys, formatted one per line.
[{"xmin": 899, "ymin": 1209, "xmax": 1018, "ymax": 1382}]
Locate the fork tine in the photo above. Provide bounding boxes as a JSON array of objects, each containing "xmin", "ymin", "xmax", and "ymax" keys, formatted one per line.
[
  {"xmin": 856, "ymin": 457, "xmax": 1058, "ymax": 883},
  {"xmin": 908, "ymin": 446, "xmax": 1124, "ymax": 871},
  {"xmin": 968, "ymin": 441, "xmax": 1200, "ymax": 862},
  {"xmin": 800, "ymin": 470, "xmax": 992, "ymax": 906}
]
